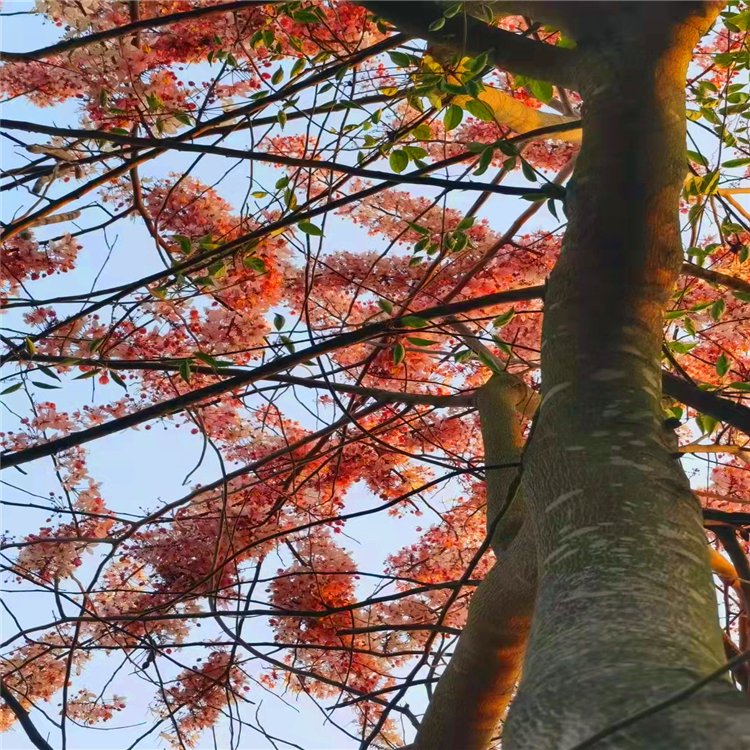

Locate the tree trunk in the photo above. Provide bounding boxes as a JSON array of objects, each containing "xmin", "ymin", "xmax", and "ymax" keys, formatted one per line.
[{"xmin": 504, "ymin": 4, "xmax": 750, "ymax": 747}]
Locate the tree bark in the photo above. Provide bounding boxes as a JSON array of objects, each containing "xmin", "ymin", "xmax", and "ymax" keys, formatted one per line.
[
  {"xmin": 504, "ymin": 3, "xmax": 750, "ymax": 747},
  {"xmin": 413, "ymin": 375, "xmax": 536, "ymax": 749}
]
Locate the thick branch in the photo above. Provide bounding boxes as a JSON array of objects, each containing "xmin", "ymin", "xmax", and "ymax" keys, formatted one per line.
[
  {"xmin": 683, "ymin": 261, "xmax": 750, "ymax": 296},
  {"xmin": 361, "ymin": 1, "xmax": 579, "ymax": 89},
  {"xmin": 0, "ymin": 682, "xmax": 54, "ymax": 750},
  {"xmin": 662, "ymin": 370, "xmax": 750, "ymax": 436},
  {"xmin": 413, "ymin": 373, "xmax": 535, "ymax": 749},
  {"xmin": 0, "ymin": 285, "xmax": 543, "ymax": 468},
  {"xmin": 414, "ymin": 535, "xmax": 536, "ymax": 750}
]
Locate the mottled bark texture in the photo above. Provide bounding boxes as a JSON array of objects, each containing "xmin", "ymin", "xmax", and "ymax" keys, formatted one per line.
[
  {"xmin": 380, "ymin": 2, "xmax": 750, "ymax": 749},
  {"xmin": 505, "ymin": 3, "xmax": 750, "ymax": 748}
]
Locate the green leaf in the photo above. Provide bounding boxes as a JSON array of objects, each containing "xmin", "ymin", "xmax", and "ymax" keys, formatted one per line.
[
  {"xmin": 443, "ymin": 104, "xmax": 463, "ymax": 131},
  {"xmin": 173, "ymin": 234, "xmax": 192, "ymax": 253},
  {"xmin": 406, "ymin": 221, "xmax": 430, "ymax": 235},
  {"xmin": 668, "ymin": 340, "xmax": 696, "ymax": 354},
  {"xmin": 74, "ymin": 369, "xmax": 100, "ymax": 380},
  {"xmin": 710, "ymin": 299, "xmax": 726, "ymax": 321},
  {"xmin": 298, "ymin": 220, "xmax": 323, "ymax": 236},
  {"xmin": 407, "ymin": 336, "xmax": 435, "ymax": 346},
  {"xmin": 492, "ymin": 308, "xmax": 515, "ymax": 327},
  {"xmin": 179, "ymin": 360, "xmax": 191, "ymax": 383},
  {"xmin": 497, "ymin": 141, "xmax": 518, "ymax": 157},
  {"xmin": 378, "ymin": 299, "xmax": 394, "ymax": 314},
  {"xmin": 716, "ymin": 353, "xmax": 730, "ymax": 377},
  {"xmin": 208, "ymin": 261, "xmax": 227, "ymax": 278},
  {"xmin": 667, "ymin": 405, "xmax": 683, "ymax": 421},
  {"xmin": 478, "ymin": 350, "xmax": 503, "ymax": 374},
  {"xmin": 412, "ymin": 123, "xmax": 432, "ymax": 140},
  {"xmin": 1, "ymin": 382, "xmax": 23, "ymax": 395},
  {"xmin": 37, "ymin": 365, "xmax": 60, "ymax": 381},
  {"xmin": 556, "ymin": 34, "xmax": 576, "ymax": 49},
  {"xmin": 398, "ymin": 315, "xmax": 429, "ymax": 328},
  {"xmin": 273, "ymin": 313, "xmax": 286, "ymax": 330},
  {"xmin": 450, "ymin": 232, "xmax": 468, "ymax": 253},
  {"xmin": 696, "ymin": 413, "xmax": 719, "ymax": 435},
  {"xmin": 686, "ymin": 150, "xmax": 709, "ymax": 167},
  {"xmin": 403, "ymin": 145, "xmax": 428, "ymax": 160},
  {"xmin": 88, "ymin": 337, "xmax": 105, "ymax": 353},
  {"xmin": 474, "ymin": 146, "xmax": 494, "ymax": 176},
  {"xmin": 25, "ymin": 337, "xmax": 36, "ymax": 356},
  {"xmin": 522, "ymin": 77, "xmax": 553, "ymax": 104},
  {"xmin": 291, "ymin": 9, "xmax": 320, "ymax": 23},
  {"xmin": 280, "ymin": 335, "xmax": 295, "ymax": 353},
  {"xmin": 725, "ymin": 9, "xmax": 750, "ymax": 31},
  {"xmin": 271, "ymin": 67, "xmax": 284, "ymax": 85},
  {"xmin": 31, "ymin": 381, "xmax": 60, "ymax": 389},
  {"xmin": 393, "ymin": 342, "xmax": 406, "ymax": 365},
  {"xmin": 428, "ymin": 16, "xmax": 446, "ymax": 31},
  {"xmin": 465, "ymin": 99, "xmax": 495, "ymax": 122},
  {"xmin": 389, "ymin": 149, "xmax": 409, "ymax": 173},
  {"xmin": 521, "ymin": 160, "xmax": 537, "ymax": 182},
  {"xmin": 697, "ymin": 170, "xmax": 720, "ymax": 195},
  {"xmin": 541, "ymin": 182, "xmax": 567, "ymax": 201},
  {"xmin": 198, "ymin": 234, "xmax": 219, "ymax": 250},
  {"xmin": 728, "ymin": 382, "xmax": 750, "ymax": 392},
  {"xmin": 290, "ymin": 58, "xmax": 306, "ymax": 78},
  {"xmin": 146, "ymin": 93, "xmax": 163, "ymax": 111},
  {"xmin": 110, "ymin": 372, "xmax": 127, "ymax": 389},
  {"xmin": 388, "ymin": 51, "xmax": 412, "ymax": 67},
  {"xmin": 664, "ymin": 309, "xmax": 686, "ymax": 320},
  {"xmin": 466, "ymin": 50, "xmax": 489, "ymax": 75},
  {"xmin": 244, "ymin": 256, "xmax": 267, "ymax": 273},
  {"xmin": 194, "ymin": 352, "xmax": 218, "ymax": 367},
  {"xmin": 722, "ymin": 157, "xmax": 750, "ymax": 168},
  {"xmin": 284, "ymin": 188, "xmax": 298, "ymax": 210}
]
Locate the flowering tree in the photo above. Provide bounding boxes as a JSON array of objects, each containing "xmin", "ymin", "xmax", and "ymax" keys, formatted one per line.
[{"xmin": 2, "ymin": 1, "xmax": 750, "ymax": 748}]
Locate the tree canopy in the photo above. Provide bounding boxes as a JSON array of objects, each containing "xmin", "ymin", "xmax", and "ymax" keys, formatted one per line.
[{"xmin": 2, "ymin": 2, "xmax": 750, "ymax": 748}]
